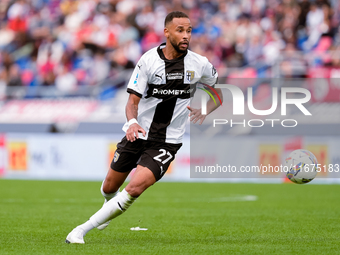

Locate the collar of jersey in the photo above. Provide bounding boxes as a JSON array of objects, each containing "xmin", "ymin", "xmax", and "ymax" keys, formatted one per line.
[{"xmin": 157, "ymin": 42, "xmax": 188, "ymax": 62}]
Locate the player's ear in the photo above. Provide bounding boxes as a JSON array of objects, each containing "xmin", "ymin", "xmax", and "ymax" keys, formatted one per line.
[{"xmin": 164, "ymin": 27, "xmax": 169, "ymax": 38}]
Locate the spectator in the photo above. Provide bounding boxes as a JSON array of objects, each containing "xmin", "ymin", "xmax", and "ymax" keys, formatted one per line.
[
  {"xmin": 55, "ymin": 65, "xmax": 77, "ymax": 92},
  {"xmin": 91, "ymin": 50, "xmax": 110, "ymax": 85},
  {"xmin": 0, "ymin": 67, "xmax": 7, "ymax": 99},
  {"xmin": 304, "ymin": 2, "xmax": 326, "ymax": 50},
  {"xmin": 7, "ymin": 64, "xmax": 23, "ymax": 86},
  {"xmin": 0, "ymin": 22, "xmax": 15, "ymax": 49},
  {"xmin": 7, "ymin": 0, "xmax": 29, "ymax": 32},
  {"xmin": 280, "ymin": 43, "xmax": 307, "ymax": 78}
]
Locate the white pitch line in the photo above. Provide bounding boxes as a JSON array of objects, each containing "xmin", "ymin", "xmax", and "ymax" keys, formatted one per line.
[
  {"xmin": 147, "ymin": 195, "xmax": 258, "ymax": 203},
  {"xmin": 210, "ymin": 195, "xmax": 258, "ymax": 202}
]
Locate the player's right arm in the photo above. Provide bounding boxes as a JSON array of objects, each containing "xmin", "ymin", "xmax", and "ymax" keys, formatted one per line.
[
  {"xmin": 125, "ymin": 94, "xmax": 146, "ymax": 142},
  {"xmin": 123, "ymin": 54, "xmax": 149, "ymax": 142}
]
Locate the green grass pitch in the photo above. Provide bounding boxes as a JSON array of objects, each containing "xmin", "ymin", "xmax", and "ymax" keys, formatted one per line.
[{"xmin": 0, "ymin": 180, "xmax": 339, "ymax": 254}]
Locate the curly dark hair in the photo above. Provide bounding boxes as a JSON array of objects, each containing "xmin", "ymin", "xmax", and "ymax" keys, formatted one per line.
[{"xmin": 164, "ymin": 11, "xmax": 189, "ymax": 27}]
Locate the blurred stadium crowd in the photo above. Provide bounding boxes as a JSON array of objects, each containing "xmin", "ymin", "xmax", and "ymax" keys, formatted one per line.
[{"xmin": 0, "ymin": 0, "xmax": 340, "ymax": 100}]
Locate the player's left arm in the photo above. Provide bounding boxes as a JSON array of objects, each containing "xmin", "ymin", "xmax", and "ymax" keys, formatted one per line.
[
  {"xmin": 188, "ymin": 60, "xmax": 223, "ymax": 125},
  {"xmin": 187, "ymin": 88, "xmax": 223, "ymax": 125}
]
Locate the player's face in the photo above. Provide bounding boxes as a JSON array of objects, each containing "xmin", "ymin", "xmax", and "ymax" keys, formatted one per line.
[{"xmin": 165, "ymin": 18, "xmax": 192, "ymax": 53}]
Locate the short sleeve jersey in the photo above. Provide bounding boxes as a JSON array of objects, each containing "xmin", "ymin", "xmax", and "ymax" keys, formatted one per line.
[{"xmin": 123, "ymin": 43, "xmax": 218, "ymax": 144}]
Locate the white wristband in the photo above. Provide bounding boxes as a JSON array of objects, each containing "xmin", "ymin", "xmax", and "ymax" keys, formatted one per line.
[{"xmin": 128, "ymin": 118, "xmax": 138, "ymax": 127}]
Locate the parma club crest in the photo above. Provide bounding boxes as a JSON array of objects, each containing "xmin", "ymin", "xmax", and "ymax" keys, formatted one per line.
[
  {"xmin": 113, "ymin": 152, "xmax": 120, "ymax": 162},
  {"xmin": 186, "ymin": 70, "xmax": 195, "ymax": 82}
]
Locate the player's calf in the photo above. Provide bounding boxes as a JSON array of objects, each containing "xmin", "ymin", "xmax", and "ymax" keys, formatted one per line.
[
  {"xmin": 97, "ymin": 181, "xmax": 120, "ymax": 230},
  {"xmin": 66, "ymin": 188, "xmax": 137, "ymax": 244},
  {"xmin": 90, "ymin": 188, "xmax": 137, "ymax": 227}
]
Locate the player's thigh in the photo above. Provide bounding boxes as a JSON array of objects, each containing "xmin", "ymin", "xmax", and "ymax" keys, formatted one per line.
[
  {"xmin": 139, "ymin": 143, "xmax": 182, "ymax": 181},
  {"xmin": 105, "ymin": 137, "xmax": 144, "ymax": 193},
  {"xmin": 103, "ymin": 168, "xmax": 130, "ymax": 194},
  {"xmin": 125, "ymin": 165, "xmax": 157, "ymax": 197}
]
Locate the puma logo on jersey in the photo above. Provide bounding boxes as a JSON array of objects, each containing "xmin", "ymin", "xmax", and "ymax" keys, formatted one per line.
[
  {"xmin": 137, "ymin": 64, "xmax": 142, "ymax": 69},
  {"xmin": 212, "ymin": 66, "xmax": 217, "ymax": 76},
  {"xmin": 155, "ymin": 73, "xmax": 163, "ymax": 80}
]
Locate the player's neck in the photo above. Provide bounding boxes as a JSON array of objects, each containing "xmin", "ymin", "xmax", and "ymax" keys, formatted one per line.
[{"xmin": 162, "ymin": 45, "xmax": 184, "ymax": 60}]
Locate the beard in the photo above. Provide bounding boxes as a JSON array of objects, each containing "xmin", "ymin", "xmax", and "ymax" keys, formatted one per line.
[{"xmin": 169, "ymin": 37, "xmax": 189, "ymax": 54}]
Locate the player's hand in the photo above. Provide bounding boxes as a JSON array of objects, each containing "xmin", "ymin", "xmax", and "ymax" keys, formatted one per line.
[
  {"xmin": 187, "ymin": 106, "xmax": 206, "ymax": 125},
  {"xmin": 126, "ymin": 123, "xmax": 146, "ymax": 142}
]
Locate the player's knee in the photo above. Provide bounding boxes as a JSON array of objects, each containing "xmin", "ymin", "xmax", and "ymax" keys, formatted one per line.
[{"xmin": 125, "ymin": 185, "xmax": 146, "ymax": 197}]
